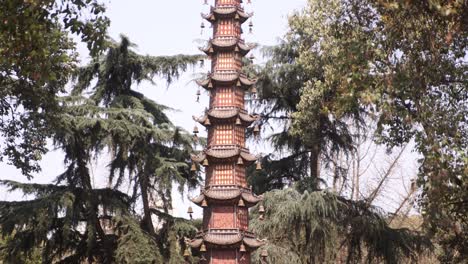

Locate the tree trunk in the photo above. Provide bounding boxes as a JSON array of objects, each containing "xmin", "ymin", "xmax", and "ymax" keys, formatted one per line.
[
  {"xmin": 140, "ymin": 174, "xmax": 156, "ymax": 235},
  {"xmin": 310, "ymin": 144, "xmax": 321, "ymax": 190}
]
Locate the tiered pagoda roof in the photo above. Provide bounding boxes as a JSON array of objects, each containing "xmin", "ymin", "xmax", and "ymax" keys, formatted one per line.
[
  {"xmin": 189, "ymin": 230, "xmax": 265, "ymax": 249},
  {"xmin": 187, "ymin": 0, "xmax": 267, "ymax": 262},
  {"xmin": 202, "ymin": 6, "xmax": 253, "ymax": 24},
  {"xmin": 200, "ymin": 38, "xmax": 256, "ymax": 56},
  {"xmin": 193, "ymin": 108, "xmax": 259, "ymax": 127},
  {"xmin": 191, "ymin": 147, "xmax": 258, "ymax": 164},
  {"xmin": 196, "ymin": 72, "xmax": 257, "ymax": 90},
  {"xmin": 190, "ymin": 186, "xmax": 263, "ymax": 207}
]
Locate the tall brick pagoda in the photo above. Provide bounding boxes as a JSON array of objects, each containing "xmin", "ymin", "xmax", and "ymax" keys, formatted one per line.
[{"xmin": 186, "ymin": 0, "xmax": 266, "ymax": 263}]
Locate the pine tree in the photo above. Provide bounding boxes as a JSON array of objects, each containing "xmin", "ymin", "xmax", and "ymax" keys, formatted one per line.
[
  {"xmin": 250, "ymin": 187, "xmax": 431, "ymax": 264},
  {"xmin": 0, "ymin": 36, "xmax": 203, "ymax": 263}
]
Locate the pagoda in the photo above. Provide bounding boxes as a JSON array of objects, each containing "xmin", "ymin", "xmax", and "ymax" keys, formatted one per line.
[{"xmin": 186, "ymin": 0, "xmax": 267, "ymax": 263}]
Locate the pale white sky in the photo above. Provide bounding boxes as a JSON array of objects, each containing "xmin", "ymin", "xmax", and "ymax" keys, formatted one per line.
[
  {"xmin": 0, "ymin": 0, "xmax": 308, "ymax": 218},
  {"xmin": 0, "ymin": 0, "xmax": 419, "ymax": 219}
]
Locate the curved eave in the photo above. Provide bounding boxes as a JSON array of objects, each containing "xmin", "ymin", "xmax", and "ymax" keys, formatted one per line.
[
  {"xmin": 188, "ymin": 233, "xmax": 265, "ymax": 249},
  {"xmin": 191, "ymin": 148, "xmax": 258, "ymax": 163},
  {"xmin": 189, "ymin": 188, "xmax": 263, "ymax": 207},
  {"xmin": 243, "ymin": 237, "xmax": 266, "ymax": 249},
  {"xmin": 193, "ymin": 109, "xmax": 259, "ymax": 127},
  {"xmin": 202, "ymin": 8, "xmax": 252, "ymax": 24},
  {"xmin": 196, "ymin": 73, "xmax": 257, "ymax": 90},
  {"xmin": 200, "ymin": 39, "xmax": 256, "ymax": 56}
]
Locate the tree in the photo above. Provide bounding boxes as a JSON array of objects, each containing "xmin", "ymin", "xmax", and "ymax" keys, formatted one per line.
[
  {"xmin": 0, "ymin": 0, "xmax": 109, "ymax": 177},
  {"xmin": 265, "ymin": 0, "xmax": 467, "ymax": 262},
  {"xmin": 250, "ymin": 37, "xmax": 357, "ymax": 193},
  {"xmin": 368, "ymin": 2, "xmax": 467, "ymax": 262},
  {"xmin": 0, "ymin": 37, "xmax": 203, "ymax": 263},
  {"xmin": 71, "ymin": 36, "xmax": 203, "ymax": 262},
  {"xmin": 250, "ymin": 187, "xmax": 430, "ymax": 264}
]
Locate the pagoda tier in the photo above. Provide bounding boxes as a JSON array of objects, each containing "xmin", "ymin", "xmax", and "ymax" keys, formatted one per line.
[
  {"xmin": 193, "ymin": 108, "xmax": 259, "ymax": 127},
  {"xmin": 189, "ymin": 230, "xmax": 265, "ymax": 250},
  {"xmin": 188, "ymin": 0, "xmax": 264, "ymax": 263},
  {"xmin": 202, "ymin": 6, "xmax": 252, "ymax": 24},
  {"xmin": 196, "ymin": 72, "xmax": 257, "ymax": 90},
  {"xmin": 190, "ymin": 186, "xmax": 263, "ymax": 208},
  {"xmin": 191, "ymin": 147, "xmax": 258, "ymax": 165},
  {"xmin": 200, "ymin": 38, "xmax": 256, "ymax": 56}
]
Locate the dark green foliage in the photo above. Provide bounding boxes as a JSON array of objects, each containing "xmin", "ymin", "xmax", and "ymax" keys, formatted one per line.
[
  {"xmin": 248, "ymin": 42, "xmax": 313, "ymax": 193},
  {"xmin": 249, "ymin": 0, "xmax": 468, "ymax": 263},
  {"xmin": 251, "ymin": 188, "xmax": 431, "ymax": 264},
  {"xmin": 0, "ymin": 0, "xmax": 109, "ymax": 177},
  {"xmin": 0, "ymin": 37, "xmax": 203, "ymax": 263},
  {"xmin": 250, "ymin": 34, "xmax": 358, "ymax": 192},
  {"xmin": 291, "ymin": 0, "xmax": 468, "ymax": 263}
]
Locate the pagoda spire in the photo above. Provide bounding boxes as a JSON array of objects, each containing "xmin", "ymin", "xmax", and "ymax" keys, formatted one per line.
[{"xmin": 186, "ymin": 0, "xmax": 267, "ymax": 263}]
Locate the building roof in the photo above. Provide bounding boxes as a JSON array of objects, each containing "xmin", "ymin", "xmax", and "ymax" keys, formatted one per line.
[
  {"xmin": 193, "ymin": 108, "xmax": 259, "ymax": 126},
  {"xmin": 190, "ymin": 186, "xmax": 263, "ymax": 207},
  {"xmin": 196, "ymin": 72, "xmax": 257, "ymax": 89},
  {"xmin": 191, "ymin": 147, "xmax": 258, "ymax": 163},
  {"xmin": 200, "ymin": 38, "xmax": 256, "ymax": 56},
  {"xmin": 202, "ymin": 6, "xmax": 253, "ymax": 24},
  {"xmin": 188, "ymin": 230, "xmax": 266, "ymax": 249}
]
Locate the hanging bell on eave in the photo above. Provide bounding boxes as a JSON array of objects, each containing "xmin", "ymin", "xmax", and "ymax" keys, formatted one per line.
[
  {"xmin": 237, "ymin": 157, "xmax": 244, "ymax": 165},
  {"xmin": 256, "ymin": 160, "xmax": 262, "ymax": 171},
  {"xmin": 188, "ymin": 206, "xmax": 194, "ymax": 219},
  {"xmin": 236, "ymin": 80, "xmax": 242, "ymax": 87},
  {"xmin": 249, "ymin": 20, "xmax": 253, "ymax": 34},
  {"xmin": 238, "ymin": 198, "xmax": 245, "ymax": 207},
  {"xmin": 193, "ymin": 126, "xmax": 199, "ymax": 134},
  {"xmin": 202, "ymin": 199, "xmax": 208, "ymax": 207},
  {"xmin": 191, "ymin": 163, "xmax": 197, "ymax": 172},
  {"xmin": 240, "ymin": 243, "xmax": 247, "ymax": 252},
  {"xmin": 204, "ymin": 118, "xmax": 211, "ymax": 126},
  {"xmin": 203, "ymin": 158, "xmax": 209, "ymax": 166},
  {"xmin": 251, "ymin": 86, "xmax": 258, "ymax": 95},
  {"xmin": 196, "ymin": 89, "xmax": 201, "ymax": 102},
  {"xmin": 200, "ymin": 242, "xmax": 207, "ymax": 252},
  {"xmin": 184, "ymin": 248, "xmax": 191, "ymax": 257},
  {"xmin": 234, "ymin": 45, "xmax": 240, "ymax": 52},
  {"xmin": 208, "ymin": 81, "xmax": 213, "ymax": 88},
  {"xmin": 249, "ymin": 54, "xmax": 255, "ymax": 63},
  {"xmin": 259, "ymin": 204, "xmax": 265, "ymax": 214},
  {"xmin": 201, "ymin": 22, "xmax": 205, "ymax": 35},
  {"xmin": 235, "ymin": 13, "xmax": 240, "ymax": 20},
  {"xmin": 253, "ymin": 124, "xmax": 261, "ymax": 137},
  {"xmin": 236, "ymin": 117, "xmax": 242, "ymax": 126}
]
